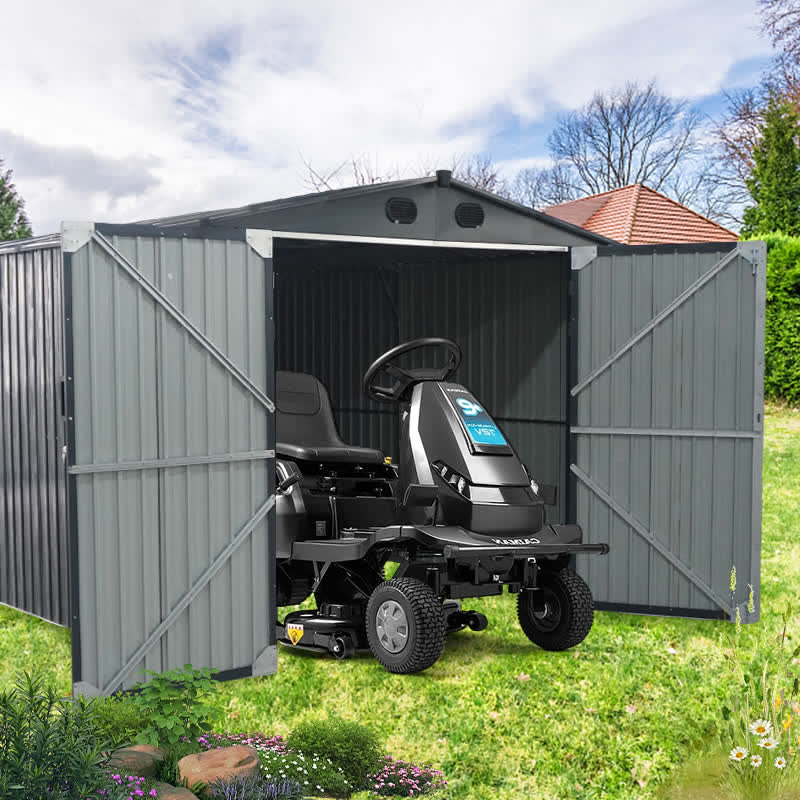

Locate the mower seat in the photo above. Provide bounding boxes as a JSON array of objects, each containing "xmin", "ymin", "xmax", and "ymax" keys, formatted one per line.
[{"xmin": 276, "ymin": 371, "xmax": 385, "ymax": 465}]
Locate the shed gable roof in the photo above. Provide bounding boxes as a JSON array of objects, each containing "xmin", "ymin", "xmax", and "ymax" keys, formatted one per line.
[{"xmin": 138, "ymin": 175, "xmax": 615, "ymax": 246}]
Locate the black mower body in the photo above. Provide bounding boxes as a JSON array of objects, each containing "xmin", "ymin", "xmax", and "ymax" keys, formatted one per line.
[
  {"xmin": 400, "ymin": 381, "xmax": 544, "ymax": 534},
  {"xmin": 272, "ymin": 342, "xmax": 608, "ymax": 670}
]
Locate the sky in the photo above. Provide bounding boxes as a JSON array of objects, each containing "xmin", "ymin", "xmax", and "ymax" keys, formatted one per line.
[{"xmin": 0, "ymin": 0, "xmax": 775, "ymax": 235}]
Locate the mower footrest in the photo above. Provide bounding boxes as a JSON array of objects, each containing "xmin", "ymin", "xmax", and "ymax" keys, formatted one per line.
[
  {"xmin": 291, "ymin": 536, "xmax": 371, "ymax": 561},
  {"xmin": 442, "ymin": 542, "xmax": 610, "ymax": 559}
]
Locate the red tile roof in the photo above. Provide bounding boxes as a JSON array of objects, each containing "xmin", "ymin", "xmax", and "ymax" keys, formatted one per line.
[{"xmin": 544, "ymin": 184, "xmax": 738, "ymax": 244}]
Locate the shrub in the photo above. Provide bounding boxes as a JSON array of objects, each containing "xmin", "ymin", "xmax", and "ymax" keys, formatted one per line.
[
  {"xmin": 765, "ymin": 297, "xmax": 800, "ymax": 403},
  {"xmin": 761, "ymin": 234, "xmax": 800, "ymax": 404},
  {"xmin": 92, "ymin": 693, "xmax": 151, "ymax": 749},
  {"xmin": 369, "ymin": 756, "xmax": 448, "ymax": 797},
  {"xmin": 287, "ymin": 716, "xmax": 383, "ymax": 790},
  {"xmin": 0, "ymin": 671, "xmax": 110, "ymax": 799},
  {"xmin": 128, "ymin": 664, "xmax": 221, "ymax": 747},
  {"xmin": 207, "ymin": 774, "xmax": 305, "ymax": 800}
]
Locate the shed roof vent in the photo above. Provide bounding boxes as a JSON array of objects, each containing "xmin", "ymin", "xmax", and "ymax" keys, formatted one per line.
[
  {"xmin": 385, "ymin": 197, "xmax": 418, "ymax": 224},
  {"xmin": 455, "ymin": 202, "xmax": 484, "ymax": 228}
]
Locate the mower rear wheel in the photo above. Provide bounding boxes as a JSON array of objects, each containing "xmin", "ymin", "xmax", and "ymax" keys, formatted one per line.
[
  {"xmin": 517, "ymin": 567, "xmax": 593, "ymax": 651},
  {"xmin": 366, "ymin": 578, "xmax": 446, "ymax": 673}
]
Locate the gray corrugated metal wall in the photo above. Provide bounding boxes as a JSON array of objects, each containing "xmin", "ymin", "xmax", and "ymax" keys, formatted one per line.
[
  {"xmin": 276, "ymin": 250, "xmax": 567, "ymax": 515},
  {"xmin": 572, "ymin": 243, "xmax": 764, "ymax": 618},
  {"xmin": 66, "ymin": 228, "xmax": 275, "ymax": 694},
  {"xmin": 0, "ymin": 241, "xmax": 68, "ymax": 625}
]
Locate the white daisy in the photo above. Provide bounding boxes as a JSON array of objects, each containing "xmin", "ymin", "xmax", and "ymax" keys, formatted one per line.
[
  {"xmin": 775, "ymin": 756, "xmax": 787, "ymax": 769},
  {"xmin": 759, "ymin": 736, "xmax": 780, "ymax": 750},
  {"xmin": 751, "ymin": 755, "xmax": 762, "ymax": 767},
  {"xmin": 730, "ymin": 747, "xmax": 749, "ymax": 761},
  {"xmin": 749, "ymin": 719, "xmax": 773, "ymax": 737}
]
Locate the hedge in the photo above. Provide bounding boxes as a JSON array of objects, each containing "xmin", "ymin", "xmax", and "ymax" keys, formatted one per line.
[{"xmin": 760, "ymin": 233, "xmax": 800, "ymax": 404}]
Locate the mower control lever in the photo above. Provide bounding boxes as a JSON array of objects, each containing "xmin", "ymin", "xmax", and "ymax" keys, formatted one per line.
[{"xmin": 277, "ymin": 472, "xmax": 301, "ymax": 492}]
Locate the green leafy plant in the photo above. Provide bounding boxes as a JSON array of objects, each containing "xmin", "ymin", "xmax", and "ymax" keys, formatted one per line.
[
  {"xmin": 0, "ymin": 671, "xmax": 110, "ymax": 800},
  {"xmin": 129, "ymin": 664, "xmax": 221, "ymax": 747},
  {"xmin": 287, "ymin": 716, "xmax": 383, "ymax": 790},
  {"xmin": 719, "ymin": 570, "xmax": 800, "ymax": 799}
]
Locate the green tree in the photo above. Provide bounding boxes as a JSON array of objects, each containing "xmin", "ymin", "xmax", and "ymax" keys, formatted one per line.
[
  {"xmin": 742, "ymin": 99, "xmax": 800, "ymax": 236},
  {"xmin": 0, "ymin": 159, "xmax": 33, "ymax": 240}
]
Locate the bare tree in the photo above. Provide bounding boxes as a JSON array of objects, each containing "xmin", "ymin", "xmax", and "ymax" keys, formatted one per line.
[
  {"xmin": 509, "ymin": 164, "xmax": 580, "ymax": 209},
  {"xmin": 759, "ymin": 0, "xmax": 800, "ymax": 65},
  {"xmin": 449, "ymin": 153, "xmax": 510, "ymax": 196},
  {"xmin": 709, "ymin": 66, "xmax": 799, "ymax": 227},
  {"xmin": 300, "ymin": 153, "xmax": 401, "ymax": 191},
  {"xmin": 660, "ymin": 167, "xmax": 745, "ymax": 229},
  {"xmin": 547, "ymin": 80, "xmax": 702, "ymax": 195},
  {"xmin": 301, "ymin": 150, "xmax": 517, "ymax": 198},
  {"xmin": 713, "ymin": 89, "xmax": 765, "ymax": 189},
  {"xmin": 702, "ymin": 0, "xmax": 800, "ymax": 227}
]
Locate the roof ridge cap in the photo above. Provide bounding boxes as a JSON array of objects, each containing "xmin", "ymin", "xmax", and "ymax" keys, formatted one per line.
[
  {"xmin": 547, "ymin": 184, "xmax": 636, "ymax": 209},
  {"xmin": 623, "ymin": 184, "xmax": 643, "ymax": 243},
  {"xmin": 637, "ymin": 184, "xmax": 739, "ymax": 238}
]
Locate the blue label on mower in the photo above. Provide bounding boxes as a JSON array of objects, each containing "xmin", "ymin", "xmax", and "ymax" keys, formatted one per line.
[{"xmin": 452, "ymin": 396, "xmax": 507, "ymax": 446}]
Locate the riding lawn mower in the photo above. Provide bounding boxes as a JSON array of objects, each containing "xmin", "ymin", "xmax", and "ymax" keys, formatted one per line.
[{"xmin": 275, "ymin": 338, "xmax": 609, "ymax": 673}]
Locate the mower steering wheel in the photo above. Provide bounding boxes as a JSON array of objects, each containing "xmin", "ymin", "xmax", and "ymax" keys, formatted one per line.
[{"xmin": 362, "ymin": 337, "xmax": 462, "ymax": 403}]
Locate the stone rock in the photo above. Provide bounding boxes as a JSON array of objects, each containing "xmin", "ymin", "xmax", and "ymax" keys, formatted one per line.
[
  {"xmin": 151, "ymin": 781, "xmax": 200, "ymax": 800},
  {"xmin": 108, "ymin": 744, "xmax": 166, "ymax": 777},
  {"xmin": 178, "ymin": 744, "xmax": 260, "ymax": 796}
]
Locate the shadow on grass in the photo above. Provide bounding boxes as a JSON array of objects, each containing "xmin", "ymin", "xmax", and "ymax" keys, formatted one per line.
[{"xmin": 275, "ymin": 629, "xmax": 545, "ymax": 671}]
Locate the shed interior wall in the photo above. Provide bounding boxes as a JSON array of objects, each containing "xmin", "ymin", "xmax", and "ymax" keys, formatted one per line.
[{"xmin": 274, "ymin": 242, "xmax": 568, "ymax": 517}]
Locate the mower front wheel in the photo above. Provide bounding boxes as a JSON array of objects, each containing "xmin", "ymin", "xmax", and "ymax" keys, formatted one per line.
[
  {"xmin": 517, "ymin": 567, "xmax": 593, "ymax": 651},
  {"xmin": 366, "ymin": 578, "xmax": 446, "ymax": 674}
]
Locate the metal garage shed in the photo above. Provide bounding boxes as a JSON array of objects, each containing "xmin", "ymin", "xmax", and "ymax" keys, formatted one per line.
[{"xmin": 0, "ymin": 172, "xmax": 765, "ymax": 695}]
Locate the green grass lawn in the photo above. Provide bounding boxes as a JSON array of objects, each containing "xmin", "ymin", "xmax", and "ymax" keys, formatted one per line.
[{"xmin": 2, "ymin": 405, "xmax": 799, "ymax": 800}]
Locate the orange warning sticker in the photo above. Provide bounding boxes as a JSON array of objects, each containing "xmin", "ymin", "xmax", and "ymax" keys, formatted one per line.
[{"xmin": 287, "ymin": 622, "xmax": 304, "ymax": 646}]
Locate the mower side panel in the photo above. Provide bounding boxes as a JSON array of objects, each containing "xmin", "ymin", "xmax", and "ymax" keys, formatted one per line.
[
  {"xmin": 287, "ymin": 522, "xmax": 596, "ymax": 563},
  {"xmin": 402, "ymin": 383, "xmax": 531, "ymax": 489}
]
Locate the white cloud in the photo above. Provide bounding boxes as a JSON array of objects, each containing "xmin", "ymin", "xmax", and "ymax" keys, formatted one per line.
[{"xmin": 1, "ymin": 0, "xmax": 773, "ymax": 233}]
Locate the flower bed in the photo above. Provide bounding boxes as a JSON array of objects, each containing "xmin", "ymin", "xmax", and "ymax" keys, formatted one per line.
[
  {"xmin": 1, "ymin": 665, "xmax": 446, "ymax": 800},
  {"xmin": 175, "ymin": 732, "xmax": 447, "ymax": 798}
]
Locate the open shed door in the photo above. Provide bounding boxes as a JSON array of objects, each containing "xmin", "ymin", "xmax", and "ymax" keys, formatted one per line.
[
  {"xmin": 570, "ymin": 242, "xmax": 765, "ymax": 620},
  {"xmin": 63, "ymin": 223, "xmax": 276, "ymax": 695}
]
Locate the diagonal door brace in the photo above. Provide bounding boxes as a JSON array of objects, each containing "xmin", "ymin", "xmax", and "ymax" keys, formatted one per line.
[
  {"xmin": 571, "ymin": 464, "xmax": 733, "ymax": 615},
  {"xmin": 92, "ymin": 232, "xmax": 275, "ymax": 413},
  {"xmin": 100, "ymin": 494, "xmax": 276, "ymax": 694},
  {"xmin": 571, "ymin": 247, "xmax": 744, "ymax": 397}
]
